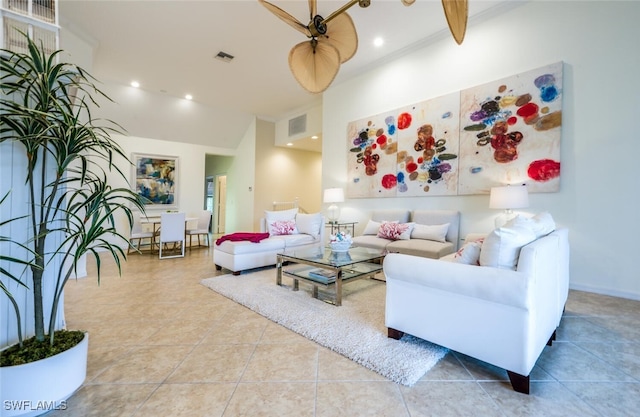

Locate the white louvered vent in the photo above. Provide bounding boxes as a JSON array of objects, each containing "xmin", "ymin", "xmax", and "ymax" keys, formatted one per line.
[
  {"xmin": 31, "ymin": 0, "xmax": 56, "ymax": 23},
  {"xmin": 2, "ymin": 15, "xmax": 56, "ymax": 54},
  {"xmin": 3, "ymin": 0, "xmax": 55, "ymax": 22},
  {"xmin": 1, "ymin": 0, "xmax": 58, "ymax": 54},
  {"xmin": 31, "ymin": 22, "xmax": 56, "ymax": 53},
  {"xmin": 3, "ymin": 0, "xmax": 28, "ymax": 15},
  {"xmin": 288, "ymin": 114, "xmax": 307, "ymax": 137},
  {"xmin": 2, "ymin": 16, "xmax": 28, "ymax": 52}
]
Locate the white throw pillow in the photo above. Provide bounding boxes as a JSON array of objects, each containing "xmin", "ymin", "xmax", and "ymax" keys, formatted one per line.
[
  {"xmin": 530, "ymin": 211, "xmax": 556, "ymax": 238},
  {"xmin": 362, "ymin": 220, "xmax": 382, "ymax": 235},
  {"xmin": 453, "ymin": 240, "xmax": 483, "ymax": 265},
  {"xmin": 479, "ymin": 219, "xmax": 537, "ymax": 270},
  {"xmin": 505, "ymin": 212, "xmax": 556, "ymax": 239},
  {"xmin": 296, "ymin": 212, "xmax": 322, "ymax": 238},
  {"xmin": 410, "ymin": 223, "xmax": 450, "ymax": 243},
  {"xmin": 264, "ymin": 207, "xmax": 298, "ymax": 223}
]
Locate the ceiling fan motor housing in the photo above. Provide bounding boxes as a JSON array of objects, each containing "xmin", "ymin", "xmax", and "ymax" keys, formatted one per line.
[{"xmin": 310, "ymin": 15, "xmax": 327, "ymax": 37}]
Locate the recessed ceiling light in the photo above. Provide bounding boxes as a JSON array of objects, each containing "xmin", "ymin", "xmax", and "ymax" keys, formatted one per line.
[
  {"xmin": 287, "ymin": 142, "xmax": 293, "ymax": 146},
  {"xmin": 373, "ymin": 37, "xmax": 384, "ymax": 47},
  {"xmin": 185, "ymin": 94, "xmax": 193, "ymax": 100},
  {"xmin": 311, "ymin": 135, "xmax": 318, "ymax": 140},
  {"xmin": 130, "ymin": 81, "xmax": 140, "ymax": 88}
]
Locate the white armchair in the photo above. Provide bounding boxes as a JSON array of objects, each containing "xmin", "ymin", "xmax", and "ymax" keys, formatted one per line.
[{"xmin": 384, "ymin": 227, "xmax": 569, "ymax": 394}]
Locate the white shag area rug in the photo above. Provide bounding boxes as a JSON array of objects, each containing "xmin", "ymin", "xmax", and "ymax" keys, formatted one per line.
[{"xmin": 200, "ymin": 269, "xmax": 448, "ymax": 386}]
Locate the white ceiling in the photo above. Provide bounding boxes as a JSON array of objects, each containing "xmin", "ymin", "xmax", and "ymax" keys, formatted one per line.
[{"xmin": 58, "ymin": 0, "xmax": 515, "ymax": 151}]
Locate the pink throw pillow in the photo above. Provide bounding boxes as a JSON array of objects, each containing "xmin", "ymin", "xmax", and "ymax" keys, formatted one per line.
[
  {"xmin": 269, "ymin": 220, "xmax": 298, "ymax": 236},
  {"xmin": 377, "ymin": 222, "xmax": 412, "ymax": 241}
]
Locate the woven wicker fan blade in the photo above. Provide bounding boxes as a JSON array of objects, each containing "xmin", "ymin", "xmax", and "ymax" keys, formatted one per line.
[
  {"xmin": 288, "ymin": 40, "xmax": 341, "ymax": 94},
  {"xmin": 318, "ymin": 12, "xmax": 358, "ymax": 64},
  {"xmin": 401, "ymin": 0, "xmax": 416, "ymax": 5},
  {"xmin": 442, "ymin": 0, "xmax": 468, "ymax": 45},
  {"xmin": 309, "ymin": 0, "xmax": 317, "ymax": 20},
  {"xmin": 259, "ymin": 0, "xmax": 311, "ymax": 37}
]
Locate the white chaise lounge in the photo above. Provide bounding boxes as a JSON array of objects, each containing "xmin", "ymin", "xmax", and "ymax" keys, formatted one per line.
[{"xmin": 214, "ymin": 210, "xmax": 324, "ymax": 275}]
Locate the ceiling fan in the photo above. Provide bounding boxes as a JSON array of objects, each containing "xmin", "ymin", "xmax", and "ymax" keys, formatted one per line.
[{"xmin": 259, "ymin": 0, "xmax": 468, "ymax": 94}]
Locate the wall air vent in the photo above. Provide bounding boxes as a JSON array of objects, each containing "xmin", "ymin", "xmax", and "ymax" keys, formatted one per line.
[{"xmin": 288, "ymin": 114, "xmax": 307, "ymax": 137}]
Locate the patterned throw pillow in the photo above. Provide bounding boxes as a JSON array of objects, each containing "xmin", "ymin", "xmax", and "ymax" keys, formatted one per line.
[
  {"xmin": 453, "ymin": 239, "xmax": 484, "ymax": 265},
  {"xmin": 377, "ymin": 222, "xmax": 413, "ymax": 241},
  {"xmin": 269, "ymin": 220, "xmax": 298, "ymax": 236}
]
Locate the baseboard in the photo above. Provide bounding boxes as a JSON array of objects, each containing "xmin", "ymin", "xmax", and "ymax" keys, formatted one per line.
[{"xmin": 570, "ymin": 283, "xmax": 640, "ymax": 302}]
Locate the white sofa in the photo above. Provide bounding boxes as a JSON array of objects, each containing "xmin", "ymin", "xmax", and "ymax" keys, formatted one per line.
[
  {"xmin": 213, "ymin": 211, "xmax": 324, "ymax": 275},
  {"xmin": 352, "ymin": 209, "xmax": 460, "ymax": 259},
  {"xmin": 384, "ymin": 223, "xmax": 570, "ymax": 394}
]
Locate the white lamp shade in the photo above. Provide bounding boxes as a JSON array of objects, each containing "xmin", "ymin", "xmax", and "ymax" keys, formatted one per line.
[
  {"xmin": 489, "ymin": 185, "xmax": 529, "ymax": 210},
  {"xmin": 323, "ymin": 188, "xmax": 345, "ymax": 203}
]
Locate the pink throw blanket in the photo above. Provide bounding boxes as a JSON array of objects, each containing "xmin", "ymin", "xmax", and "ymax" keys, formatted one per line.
[{"xmin": 215, "ymin": 232, "xmax": 270, "ymax": 246}]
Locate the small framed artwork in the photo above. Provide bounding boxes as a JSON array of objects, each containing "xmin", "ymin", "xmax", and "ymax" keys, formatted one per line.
[{"xmin": 131, "ymin": 153, "xmax": 179, "ymax": 209}]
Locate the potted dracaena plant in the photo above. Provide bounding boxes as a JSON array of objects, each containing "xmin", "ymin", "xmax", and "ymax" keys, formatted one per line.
[{"xmin": 0, "ymin": 33, "xmax": 146, "ymax": 414}]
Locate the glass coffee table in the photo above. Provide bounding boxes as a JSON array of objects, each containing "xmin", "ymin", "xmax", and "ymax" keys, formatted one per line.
[{"xmin": 276, "ymin": 246, "xmax": 386, "ymax": 306}]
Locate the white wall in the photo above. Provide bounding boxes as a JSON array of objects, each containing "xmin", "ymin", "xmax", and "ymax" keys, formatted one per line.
[
  {"xmin": 274, "ymin": 102, "xmax": 323, "ymax": 146},
  {"xmin": 255, "ymin": 119, "xmax": 322, "ymax": 230},
  {"xmin": 223, "ymin": 118, "xmax": 257, "ymax": 233},
  {"xmin": 322, "ymin": 1, "xmax": 640, "ymax": 300},
  {"xmin": 112, "ymin": 134, "xmax": 235, "ymax": 221}
]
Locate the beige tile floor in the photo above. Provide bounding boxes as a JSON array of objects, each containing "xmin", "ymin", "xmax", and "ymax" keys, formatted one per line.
[{"xmin": 50, "ymin": 244, "xmax": 640, "ymax": 417}]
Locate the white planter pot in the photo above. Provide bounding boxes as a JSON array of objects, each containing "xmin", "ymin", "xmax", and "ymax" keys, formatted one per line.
[{"xmin": 1, "ymin": 333, "xmax": 88, "ymax": 417}]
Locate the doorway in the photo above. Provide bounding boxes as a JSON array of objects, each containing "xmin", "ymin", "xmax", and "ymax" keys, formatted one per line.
[{"xmin": 214, "ymin": 175, "xmax": 227, "ymax": 234}]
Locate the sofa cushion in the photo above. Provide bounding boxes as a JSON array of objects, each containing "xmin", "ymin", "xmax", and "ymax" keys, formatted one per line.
[
  {"xmin": 386, "ymin": 239, "xmax": 455, "ymax": 259},
  {"xmin": 371, "ymin": 210, "xmax": 411, "ymax": 223},
  {"xmin": 271, "ymin": 233, "xmax": 317, "ymax": 248},
  {"xmin": 295, "ymin": 212, "xmax": 322, "ymax": 238},
  {"xmin": 377, "ymin": 221, "xmax": 414, "ymax": 240},
  {"xmin": 215, "ymin": 237, "xmax": 285, "ymax": 255},
  {"xmin": 410, "ymin": 223, "xmax": 449, "ymax": 242},
  {"xmin": 479, "ymin": 218, "xmax": 537, "ymax": 270},
  {"xmin": 351, "ymin": 235, "xmax": 391, "ymax": 251}
]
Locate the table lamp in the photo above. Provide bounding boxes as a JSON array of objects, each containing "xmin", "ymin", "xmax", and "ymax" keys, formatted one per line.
[
  {"xmin": 323, "ymin": 188, "xmax": 344, "ymax": 223},
  {"xmin": 489, "ymin": 185, "xmax": 529, "ymax": 227}
]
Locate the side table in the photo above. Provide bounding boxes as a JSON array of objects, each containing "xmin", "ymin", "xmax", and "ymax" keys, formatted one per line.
[{"xmin": 326, "ymin": 221, "xmax": 358, "ymax": 236}]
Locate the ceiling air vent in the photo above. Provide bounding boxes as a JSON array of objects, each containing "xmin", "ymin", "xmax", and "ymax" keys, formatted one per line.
[
  {"xmin": 215, "ymin": 51, "xmax": 234, "ymax": 63},
  {"xmin": 288, "ymin": 114, "xmax": 307, "ymax": 136}
]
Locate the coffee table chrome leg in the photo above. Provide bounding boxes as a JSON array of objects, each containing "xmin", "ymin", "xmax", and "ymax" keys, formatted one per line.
[
  {"xmin": 276, "ymin": 254, "xmax": 283, "ymax": 286},
  {"xmin": 335, "ymin": 270, "xmax": 343, "ymax": 306}
]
